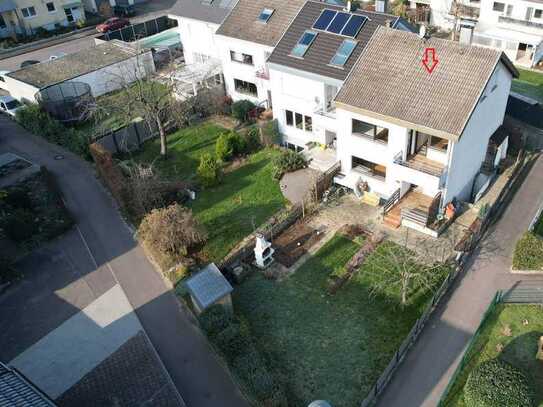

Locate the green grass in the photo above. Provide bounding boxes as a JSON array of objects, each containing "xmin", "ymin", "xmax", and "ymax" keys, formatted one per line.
[
  {"xmin": 188, "ymin": 148, "xmax": 285, "ymax": 262},
  {"xmin": 134, "ymin": 123, "xmax": 225, "ymax": 180},
  {"xmin": 512, "ymin": 68, "xmax": 543, "ymax": 103},
  {"xmin": 442, "ymin": 304, "xmax": 543, "ymax": 407},
  {"xmin": 234, "ymin": 237, "xmax": 447, "ymax": 407}
]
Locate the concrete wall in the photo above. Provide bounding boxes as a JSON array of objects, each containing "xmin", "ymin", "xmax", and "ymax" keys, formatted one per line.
[
  {"xmin": 216, "ymin": 35, "xmax": 273, "ymax": 105},
  {"xmin": 442, "ymin": 61, "xmax": 512, "ymax": 204},
  {"xmin": 3, "ymin": 74, "xmax": 40, "ymax": 102},
  {"xmin": 170, "ymin": 15, "xmax": 219, "ymax": 65}
]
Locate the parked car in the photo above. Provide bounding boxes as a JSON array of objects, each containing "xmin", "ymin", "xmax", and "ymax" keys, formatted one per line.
[
  {"xmin": 114, "ymin": 4, "xmax": 136, "ymax": 17},
  {"xmin": 0, "ymin": 96, "xmax": 22, "ymax": 118},
  {"xmin": 20, "ymin": 60, "xmax": 40, "ymax": 68},
  {"xmin": 0, "ymin": 70, "xmax": 9, "ymax": 91},
  {"xmin": 96, "ymin": 17, "xmax": 130, "ymax": 33}
]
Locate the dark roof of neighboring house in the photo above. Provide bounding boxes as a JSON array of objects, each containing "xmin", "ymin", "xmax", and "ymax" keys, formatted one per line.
[
  {"xmin": 168, "ymin": 0, "xmax": 237, "ymax": 24},
  {"xmin": 506, "ymin": 93, "xmax": 543, "ymax": 129},
  {"xmin": 0, "ymin": 0, "xmax": 15, "ymax": 13},
  {"xmin": 7, "ymin": 41, "xmax": 143, "ymax": 89},
  {"xmin": 267, "ymin": 1, "xmax": 413, "ymax": 81},
  {"xmin": 0, "ymin": 362, "xmax": 56, "ymax": 407},
  {"xmin": 216, "ymin": 0, "xmax": 306, "ymax": 47},
  {"xmin": 335, "ymin": 27, "xmax": 519, "ymax": 141}
]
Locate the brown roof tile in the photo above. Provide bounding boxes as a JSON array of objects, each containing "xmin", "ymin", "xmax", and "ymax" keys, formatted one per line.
[
  {"xmin": 334, "ymin": 27, "xmax": 518, "ymax": 139},
  {"xmin": 216, "ymin": 0, "xmax": 305, "ymax": 47}
]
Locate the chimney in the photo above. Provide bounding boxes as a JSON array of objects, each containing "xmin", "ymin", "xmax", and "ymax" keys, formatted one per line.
[
  {"xmin": 418, "ymin": 24, "xmax": 426, "ymax": 39},
  {"xmin": 375, "ymin": 0, "xmax": 386, "ymax": 13},
  {"xmin": 385, "ymin": 19, "xmax": 392, "ymax": 28},
  {"xmin": 459, "ymin": 25, "xmax": 474, "ymax": 45},
  {"xmin": 345, "ymin": 0, "xmax": 352, "ymax": 12}
]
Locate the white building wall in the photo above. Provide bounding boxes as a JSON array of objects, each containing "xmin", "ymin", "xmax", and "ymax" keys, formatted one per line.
[
  {"xmin": 170, "ymin": 15, "xmax": 220, "ymax": 65},
  {"xmin": 442, "ymin": 62, "xmax": 512, "ymax": 204},
  {"xmin": 3, "ymin": 76, "xmax": 40, "ymax": 103},
  {"xmin": 216, "ymin": 36, "xmax": 273, "ymax": 104}
]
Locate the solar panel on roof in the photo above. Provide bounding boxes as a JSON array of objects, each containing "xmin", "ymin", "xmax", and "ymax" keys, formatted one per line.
[
  {"xmin": 327, "ymin": 12, "xmax": 350, "ymax": 34},
  {"xmin": 313, "ymin": 9, "xmax": 337, "ymax": 30},
  {"xmin": 341, "ymin": 14, "xmax": 367, "ymax": 37}
]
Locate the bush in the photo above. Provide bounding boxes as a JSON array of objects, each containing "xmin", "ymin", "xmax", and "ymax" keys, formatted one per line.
[
  {"xmin": 512, "ymin": 232, "xmax": 543, "ymax": 270},
  {"xmin": 16, "ymin": 104, "xmax": 90, "ymax": 159},
  {"xmin": 4, "ymin": 188, "xmax": 33, "ymax": 210},
  {"xmin": 165, "ymin": 263, "xmax": 189, "ymax": 285},
  {"xmin": 231, "ymin": 100, "xmax": 256, "ymax": 123},
  {"xmin": 198, "ymin": 304, "xmax": 232, "ymax": 338},
  {"xmin": 215, "ymin": 131, "xmax": 247, "ymax": 162},
  {"xmin": 242, "ymin": 127, "xmax": 262, "ymax": 153},
  {"xmin": 138, "ymin": 203, "xmax": 207, "ymax": 257},
  {"xmin": 197, "ymin": 153, "xmax": 222, "ymax": 187},
  {"xmin": 2, "ymin": 209, "xmax": 37, "ymax": 242},
  {"xmin": 272, "ymin": 149, "xmax": 308, "ymax": 180},
  {"xmin": 464, "ymin": 359, "xmax": 534, "ymax": 407}
]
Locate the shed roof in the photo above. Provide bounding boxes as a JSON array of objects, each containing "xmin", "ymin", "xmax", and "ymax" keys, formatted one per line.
[
  {"xmin": 185, "ymin": 263, "xmax": 233, "ymax": 310},
  {"xmin": 267, "ymin": 1, "xmax": 413, "ymax": 81},
  {"xmin": 0, "ymin": 362, "xmax": 56, "ymax": 407},
  {"xmin": 334, "ymin": 27, "xmax": 518, "ymax": 140},
  {"xmin": 216, "ymin": 0, "xmax": 305, "ymax": 47},
  {"xmin": 7, "ymin": 41, "xmax": 143, "ymax": 89},
  {"xmin": 168, "ymin": 0, "xmax": 236, "ymax": 25}
]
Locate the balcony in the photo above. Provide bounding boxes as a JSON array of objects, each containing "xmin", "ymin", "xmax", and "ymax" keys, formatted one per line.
[
  {"xmin": 392, "ymin": 151, "xmax": 446, "ymax": 194},
  {"xmin": 313, "ymin": 105, "xmax": 337, "ymax": 130},
  {"xmin": 451, "ymin": 3, "xmax": 480, "ymax": 19},
  {"xmin": 498, "ymin": 16, "xmax": 543, "ymax": 29},
  {"xmin": 394, "ymin": 151, "xmax": 445, "ymax": 178}
]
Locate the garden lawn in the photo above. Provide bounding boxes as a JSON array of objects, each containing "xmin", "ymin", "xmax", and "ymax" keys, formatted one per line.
[
  {"xmin": 234, "ymin": 236, "xmax": 448, "ymax": 407},
  {"xmin": 511, "ymin": 68, "xmax": 543, "ymax": 103},
  {"xmin": 442, "ymin": 304, "xmax": 543, "ymax": 407},
  {"xmin": 188, "ymin": 148, "xmax": 286, "ymax": 262},
  {"xmin": 135, "ymin": 122, "xmax": 226, "ymax": 180}
]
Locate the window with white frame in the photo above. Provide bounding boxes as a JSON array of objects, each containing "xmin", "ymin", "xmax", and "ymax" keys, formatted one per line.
[
  {"xmin": 21, "ymin": 6, "xmax": 37, "ymax": 18},
  {"xmin": 535, "ymin": 9, "xmax": 543, "ymax": 18},
  {"xmin": 230, "ymin": 51, "xmax": 253, "ymax": 65},
  {"xmin": 46, "ymin": 2, "xmax": 56, "ymax": 12},
  {"xmin": 285, "ymin": 110, "xmax": 312, "ymax": 132},
  {"xmin": 234, "ymin": 79, "xmax": 257, "ymax": 96},
  {"xmin": 492, "ymin": 2, "xmax": 505, "ymax": 12}
]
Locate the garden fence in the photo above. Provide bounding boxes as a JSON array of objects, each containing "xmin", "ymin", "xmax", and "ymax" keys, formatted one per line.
[{"xmin": 359, "ymin": 148, "xmax": 531, "ymax": 407}]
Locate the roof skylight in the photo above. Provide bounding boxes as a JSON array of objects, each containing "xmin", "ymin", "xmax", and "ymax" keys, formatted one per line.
[
  {"xmin": 330, "ymin": 39, "xmax": 357, "ymax": 67},
  {"xmin": 258, "ymin": 8, "xmax": 274, "ymax": 23},
  {"xmin": 290, "ymin": 30, "xmax": 317, "ymax": 58}
]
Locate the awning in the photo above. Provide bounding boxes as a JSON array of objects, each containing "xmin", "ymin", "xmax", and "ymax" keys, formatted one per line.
[{"xmin": 0, "ymin": 0, "xmax": 16, "ymax": 13}]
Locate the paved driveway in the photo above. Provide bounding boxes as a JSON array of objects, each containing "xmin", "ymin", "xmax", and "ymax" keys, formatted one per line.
[{"xmin": 0, "ymin": 116, "xmax": 248, "ymax": 407}]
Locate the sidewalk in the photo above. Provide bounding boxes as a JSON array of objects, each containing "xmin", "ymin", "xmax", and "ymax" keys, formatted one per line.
[{"xmin": 376, "ymin": 154, "xmax": 543, "ymax": 407}]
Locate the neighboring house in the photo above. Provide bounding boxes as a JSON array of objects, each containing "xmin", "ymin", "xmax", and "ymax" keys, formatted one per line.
[
  {"xmin": 333, "ymin": 27, "xmax": 517, "ymax": 234},
  {"xmin": 409, "ymin": 0, "xmax": 543, "ymax": 67},
  {"xmin": 3, "ymin": 40, "xmax": 155, "ymax": 102},
  {"xmin": 0, "ymin": 362, "xmax": 57, "ymax": 406},
  {"xmin": 0, "ymin": 0, "xmax": 86, "ymax": 38},
  {"xmin": 215, "ymin": 0, "xmax": 306, "ymax": 107},
  {"xmin": 266, "ymin": 0, "xmax": 414, "ymax": 154}
]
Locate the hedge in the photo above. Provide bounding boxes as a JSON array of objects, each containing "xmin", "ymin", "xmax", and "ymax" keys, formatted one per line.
[
  {"xmin": 512, "ymin": 232, "xmax": 543, "ymax": 270},
  {"xmin": 271, "ymin": 148, "xmax": 308, "ymax": 180},
  {"xmin": 464, "ymin": 359, "xmax": 534, "ymax": 407}
]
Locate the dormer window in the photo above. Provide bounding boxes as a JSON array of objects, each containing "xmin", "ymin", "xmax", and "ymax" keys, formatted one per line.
[
  {"xmin": 290, "ymin": 30, "xmax": 317, "ymax": 58},
  {"xmin": 258, "ymin": 8, "xmax": 274, "ymax": 23}
]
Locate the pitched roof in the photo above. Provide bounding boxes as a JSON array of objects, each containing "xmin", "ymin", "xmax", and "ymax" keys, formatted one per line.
[
  {"xmin": 216, "ymin": 0, "xmax": 306, "ymax": 47},
  {"xmin": 267, "ymin": 1, "xmax": 412, "ymax": 81},
  {"xmin": 7, "ymin": 41, "xmax": 144, "ymax": 89},
  {"xmin": 185, "ymin": 263, "xmax": 233, "ymax": 310},
  {"xmin": 334, "ymin": 27, "xmax": 519, "ymax": 140},
  {"xmin": 168, "ymin": 0, "xmax": 237, "ymax": 25},
  {"xmin": 0, "ymin": 362, "xmax": 56, "ymax": 407}
]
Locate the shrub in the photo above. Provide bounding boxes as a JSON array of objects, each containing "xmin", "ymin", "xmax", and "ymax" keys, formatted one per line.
[
  {"xmin": 16, "ymin": 104, "xmax": 90, "ymax": 159},
  {"xmin": 197, "ymin": 153, "xmax": 222, "ymax": 187},
  {"xmin": 242, "ymin": 127, "xmax": 262, "ymax": 153},
  {"xmin": 464, "ymin": 359, "xmax": 534, "ymax": 407},
  {"xmin": 272, "ymin": 149, "xmax": 308, "ymax": 180},
  {"xmin": 4, "ymin": 188, "xmax": 33, "ymax": 210},
  {"xmin": 215, "ymin": 131, "xmax": 248, "ymax": 162},
  {"xmin": 2, "ymin": 209, "xmax": 37, "ymax": 242},
  {"xmin": 512, "ymin": 232, "xmax": 543, "ymax": 270},
  {"xmin": 166, "ymin": 263, "xmax": 189, "ymax": 285},
  {"xmin": 138, "ymin": 203, "xmax": 207, "ymax": 257},
  {"xmin": 231, "ymin": 100, "xmax": 255, "ymax": 123},
  {"xmin": 198, "ymin": 304, "xmax": 232, "ymax": 337}
]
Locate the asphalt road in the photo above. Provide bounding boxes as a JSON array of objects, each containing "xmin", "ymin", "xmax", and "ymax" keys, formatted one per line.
[{"xmin": 0, "ymin": 115, "xmax": 248, "ymax": 407}]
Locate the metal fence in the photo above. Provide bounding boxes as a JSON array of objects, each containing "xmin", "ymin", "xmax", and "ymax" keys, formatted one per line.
[
  {"xmin": 98, "ymin": 16, "xmax": 176, "ymax": 43},
  {"xmin": 359, "ymin": 149, "xmax": 531, "ymax": 407}
]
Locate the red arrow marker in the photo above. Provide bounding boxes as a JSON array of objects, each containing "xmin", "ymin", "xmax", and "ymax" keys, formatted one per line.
[{"xmin": 422, "ymin": 48, "xmax": 439, "ymax": 74}]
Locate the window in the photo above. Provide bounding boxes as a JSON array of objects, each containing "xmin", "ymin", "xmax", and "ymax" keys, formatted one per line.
[
  {"xmin": 258, "ymin": 8, "xmax": 274, "ymax": 23},
  {"xmin": 492, "ymin": 2, "xmax": 505, "ymax": 12},
  {"xmin": 330, "ymin": 39, "xmax": 357, "ymax": 67},
  {"xmin": 21, "ymin": 6, "xmax": 37, "ymax": 18},
  {"xmin": 64, "ymin": 7, "xmax": 74, "ymax": 22},
  {"xmin": 526, "ymin": 6, "xmax": 534, "ymax": 20},
  {"xmin": 506, "ymin": 4, "xmax": 513, "ymax": 16},
  {"xmin": 290, "ymin": 30, "xmax": 317, "ymax": 58},
  {"xmin": 535, "ymin": 9, "xmax": 543, "ymax": 18},
  {"xmin": 234, "ymin": 79, "xmax": 257, "ymax": 96},
  {"xmin": 352, "ymin": 119, "xmax": 388, "ymax": 143},
  {"xmin": 46, "ymin": 2, "xmax": 56, "ymax": 12},
  {"xmin": 429, "ymin": 136, "xmax": 449, "ymax": 152},
  {"xmin": 230, "ymin": 51, "xmax": 253, "ymax": 65},
  {"xmin": 351, "ymin": 156, "xmax": 386, "ymax": 180},
  {"xmin": 285, "ymin": 110, "xmax": 312, "ymax": 132},
  {"xmin": 286, "ymin": 110, "xmax": 293, "ymax": 126}
]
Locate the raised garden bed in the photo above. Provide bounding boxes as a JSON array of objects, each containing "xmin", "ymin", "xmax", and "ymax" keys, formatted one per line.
[{"xmin": 273, "ymin": 220, "xmax": 325, "ymax": 267}]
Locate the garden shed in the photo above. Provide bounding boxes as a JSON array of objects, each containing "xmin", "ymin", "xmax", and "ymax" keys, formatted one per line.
[{"xmin": 185, "ymin": 263, "xmax": 233, "ymax": 315}]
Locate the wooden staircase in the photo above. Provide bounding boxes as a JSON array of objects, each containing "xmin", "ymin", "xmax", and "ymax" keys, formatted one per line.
[
  {"xmin": 361, "ymin": 191, "xmax": 380, "ymax": 207},
  {"xmin": 383, "ymin": 210, "xmax": 402, "ymax": 229}
]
